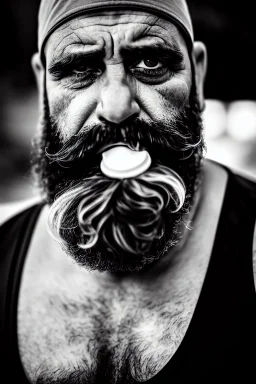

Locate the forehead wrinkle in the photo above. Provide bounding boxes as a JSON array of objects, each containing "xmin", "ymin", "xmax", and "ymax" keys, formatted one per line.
[
  {"xmin": 128, "ymin": 22, "xmax": 181, "ymax": 46},
  {"xmin": 46, "ymin": 14, "xmax": 186, "ymax": 65},
  {"xmin": 49, "ymin": 34, "xmax": 105, "ymax": 64},
  {"xmin": 61, "ymin": 38, "xmax": 104, "ymax": 59},
  {"xmin": 73, "ymin": 12, "xmax": 159, "ymax": 27},
  {"xmin": 127, "ymin": 30, "xmax": 180, "ymax": 51},
  {"xmin": 53, "ymin": 12, "xmax": 178, "ymax": 43},
  {"xmin": 54, "ymin": 32, "xmax": 79, "ymax": 56},
  {"xmin": 47, "ymin": 31, "xmax": 78, "ymax": 62}
]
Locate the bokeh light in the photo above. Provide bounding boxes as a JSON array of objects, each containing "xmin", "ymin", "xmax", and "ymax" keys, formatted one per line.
[
  {"xmin": 226, "ymin": 101, "xmax": 256, "ymax": 141},
  {"xmin": 203, "ymin": 99, "xmax": 227, "ymax": 139}
]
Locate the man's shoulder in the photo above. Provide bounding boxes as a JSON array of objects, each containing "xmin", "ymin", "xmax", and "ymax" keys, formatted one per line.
[
  {"xmin": 206, "ymin": 160, "xmax": 256, "ymax": 294},
  {"xmin": 231, "ymin": 167, "xmax": 256, "ymax": 293},
  {"xmin": 0, "ymin": 196, "xmax": 43, "ymax": 227},
  {"xmin": 208, "ymin": 159, "xmax": 256, "ymax": 196},
  {"xmin": 231, "ymin": 167, "xmax": 256, "ymax": 192}
]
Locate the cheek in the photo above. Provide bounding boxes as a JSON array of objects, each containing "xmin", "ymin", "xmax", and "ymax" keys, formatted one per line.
[
  {"xmin": 157, "ymin": 79, "xmax": 191, "ymax": 109},
  {"xmin": 48, "ymin": 89, "xmax": 75, "ymax": 140},
  {"xmin": 48, "ymin": 88, "xmax": 97, "ymax": 140},
  {"xmin": 137, "ymin": 78, "xmax": 191, "ymax": 122},
  {"xmin": 50, "ymin": 91, "xmax": 73, "ymax": 119}
]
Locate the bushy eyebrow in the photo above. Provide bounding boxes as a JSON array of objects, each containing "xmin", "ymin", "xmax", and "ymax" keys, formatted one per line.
[
  {"xmin": 120, "ymin": 41, "xmax": 184, "ymax": 63},
  {"xmin": 48, "ymin": 41, "xmax": 184, "ymax": 75},
  {"xmin": 48, "ymin": 49, "xmax": 105, "ymax": 74}
]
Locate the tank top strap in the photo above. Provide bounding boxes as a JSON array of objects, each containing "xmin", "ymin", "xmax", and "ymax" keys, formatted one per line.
[
  {"xmin": 0, "ymin": 203, "xmax": 43, "ymax": 381},
  {"xmin": 147, "ymin": 165, "xmax": 256, "ymax": 382}
]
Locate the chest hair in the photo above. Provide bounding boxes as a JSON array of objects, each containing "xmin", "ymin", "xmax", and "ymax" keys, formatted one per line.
[{"xmin": 18, "ymin": 275, "xmax": 198, "ymax": 384}]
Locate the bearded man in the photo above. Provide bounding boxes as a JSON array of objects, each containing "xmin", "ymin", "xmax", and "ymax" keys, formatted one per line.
[{"xmin": 1, "ymin": 0, "xmax": 256, "ymax": 383}]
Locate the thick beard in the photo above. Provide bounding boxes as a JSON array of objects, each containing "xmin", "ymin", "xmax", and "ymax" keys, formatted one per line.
[{"xmin": 31, "ymin": 88, "xmax": 205, "ymax": 273}]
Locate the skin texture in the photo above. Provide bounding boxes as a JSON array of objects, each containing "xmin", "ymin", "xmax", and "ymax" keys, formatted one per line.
[
  {"xmin": 31, "ymin": 11, "xmax": 207, "ymax": 272},
  {"xmin": 33, "ymin": 11, "xmax": 206, "ymax": 140},
  {"xmin": 17, "ymin": 10, "xmax": 213, "ymax": 383},
  {"xmin": 0, "ymin": 9, "xmax": 251, "ymax": 384},
  {"xmin": 30, "ymin": 12, "xmax": 208, "ymax": 270},
  {"xmin": 18, "ymin": 161, "xmax": 228, "ymax": 383}
]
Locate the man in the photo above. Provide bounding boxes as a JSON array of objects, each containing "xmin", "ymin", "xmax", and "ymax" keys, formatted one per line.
[{"xmin": 1, "ymin": 0, "xmax": 256, "ymax": 383}]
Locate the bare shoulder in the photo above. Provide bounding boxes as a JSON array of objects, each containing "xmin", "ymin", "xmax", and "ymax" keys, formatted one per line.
[
  {"xmin": 203, "ymin": 159, "xmax": 228, "ymax": 198},
  {"xmin": 0, "ymin": 196, "xmax": 42, "ymax": 226}
]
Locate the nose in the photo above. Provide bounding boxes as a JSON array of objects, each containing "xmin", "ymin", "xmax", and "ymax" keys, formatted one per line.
[{"xmin": 96, "ymin": 74, "xmax": 140, "ymax": 124}]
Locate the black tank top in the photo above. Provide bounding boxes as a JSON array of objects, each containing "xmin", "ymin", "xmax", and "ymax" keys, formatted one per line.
[{"xmin": 1, "ymin": 165, "xmax": 256, "ymax": 383}]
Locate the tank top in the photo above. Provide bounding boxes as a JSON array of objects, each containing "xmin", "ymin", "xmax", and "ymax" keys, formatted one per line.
[{"xmin": 1, "ymin": 165, "xmax": 256, "ymax": 383}]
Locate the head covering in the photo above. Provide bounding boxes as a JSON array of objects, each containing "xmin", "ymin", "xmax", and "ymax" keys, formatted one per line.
[{"xmin": 38, "ymin": 0, "xmax": 193, "ymax": 59}]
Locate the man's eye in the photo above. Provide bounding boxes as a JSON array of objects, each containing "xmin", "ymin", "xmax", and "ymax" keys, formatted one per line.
[
  {"xmin": 61, "ymin": 63, "xmax": 103, "ymax": 89},
  {"xmin": 72, "ymin": 63, "xmax": 101, "ymax": 75},
  {"xmin": 73, "ymin": 66, "xmax": 88, "ymax": 74},
  {"xmin": 130, "ymin": 57, "xmax": 170, "ymax": 84},
  {"xmin": 135, "ymin": 59, "xmax": 163, "ymax": 70}
]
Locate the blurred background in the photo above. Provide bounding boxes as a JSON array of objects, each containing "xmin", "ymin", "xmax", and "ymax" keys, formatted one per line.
[{"xmin": 0, "ymin": 0, "xmax": 256, "ymax": 203}]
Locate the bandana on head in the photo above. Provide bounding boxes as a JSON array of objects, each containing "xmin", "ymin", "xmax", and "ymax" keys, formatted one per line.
[{"xmin": 38, "ymin": 0, "xmax": 193, "ymax": 59}]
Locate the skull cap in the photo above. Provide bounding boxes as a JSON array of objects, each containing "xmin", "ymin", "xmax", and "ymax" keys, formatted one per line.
[{"xmin": 38, "ymin": 0, "xmax": 194, "ymax": 59}]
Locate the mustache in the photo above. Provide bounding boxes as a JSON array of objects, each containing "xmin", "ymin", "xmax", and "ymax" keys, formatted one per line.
[{"xmin": 46, "ymin": 115, "xmax": 202, "ymax": 168}]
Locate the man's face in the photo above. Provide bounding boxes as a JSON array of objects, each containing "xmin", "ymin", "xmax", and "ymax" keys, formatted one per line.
[
  {"xmin": 33, "ymin": 11, "xmax": 205, "ymax": 272},
  {"xmin": 45, "ymin": 11, "xmax": 193, "ymax": 138}
]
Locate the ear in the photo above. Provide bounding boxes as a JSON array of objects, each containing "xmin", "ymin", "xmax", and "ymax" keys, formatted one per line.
[
  {"xmin": 192, "ymin": 42, "xmax": 207, "ymax": 111},
  {"xmin": 31, "ymin": 52, "xmax": 45, "ymax": 98}
]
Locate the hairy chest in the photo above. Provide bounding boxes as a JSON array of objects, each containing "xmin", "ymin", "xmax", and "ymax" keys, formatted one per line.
[
  {"xmin": 17, "ymin": 275, "xmax": 199, "ymax": 384},
  {"xmin": 16, "ymin": 163, "xmax": 227, "ymax": 383}
]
